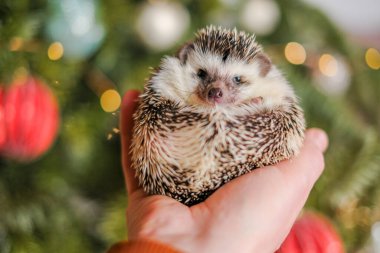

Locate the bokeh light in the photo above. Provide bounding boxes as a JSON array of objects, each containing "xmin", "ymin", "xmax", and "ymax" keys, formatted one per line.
[
  {"xmin": 315, "ymin": 55, "xmax": 351, "ymax": 96},
  {"xmin": 48, "ymin": 42, "xmax": 64, "ymax": 61},
  {"xmin": 240, "ymin": 0, "xmax": 280, "ymax": 36},
  {"xmin": 372, "ymin": 221, "xmax": 380, "ymax": 253},
  {"xmin": 365, "ymin": 48, "xmax": 380, "ymax": 70},
  {"xmin": 100, "ymin": 89, "xmax": 121, "ymax": 113},
  {"xmin": 46, "ymin": 0, "xmax": 105, "ymax": 60},
  {"xmin": 284, "ymin": 42, "xmax": 306, "ymax": 65},
  {"xmin": 319, "ymin": 54, "xmax": 338, "ymax": 76},
  {"xmin": 9, "ymin": 37, "xmax": 23, "ymax": 51},
  {"xmin": 136, "ymin": 2, "xmax": 190, "ymax": 51}
]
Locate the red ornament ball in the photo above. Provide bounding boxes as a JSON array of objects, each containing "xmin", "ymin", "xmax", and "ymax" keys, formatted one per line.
[
  {"xmin": 0, "ymin": 77, "xmax": 60, "ymax": 162},
  {"xmin": 277, "ymin": 212, "xmax": 345, "ymax": 253},
  {"xmin": 0, "ymin": 87, "xmax": 6, "ymax": 150}
]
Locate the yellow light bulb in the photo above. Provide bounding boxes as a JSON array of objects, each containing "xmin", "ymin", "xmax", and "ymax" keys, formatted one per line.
[
  {"xmin": 365, "ymin": 48, "xmax": 380, "ymax": 70},
  {"xmin": 100, "ymin": 89, "xmax": 121, "ymax": 113},
  {"xmin": 319, "ymin": 54, "xmax": 337, "ymax": 77},
  {"xmin": 48, "ymin": 42, "xmax": 64, "ymax": 61},
  {"xmin": 284, "ymin": 42, "xmax": 306, "ymax": 65}
]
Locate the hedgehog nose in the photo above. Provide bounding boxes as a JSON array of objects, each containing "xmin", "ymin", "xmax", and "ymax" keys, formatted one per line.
[{"xmin": 208, "ymin": 88, "xmax": 223, "ymax": 99}]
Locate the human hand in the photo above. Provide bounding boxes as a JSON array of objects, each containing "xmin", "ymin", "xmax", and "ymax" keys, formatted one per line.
[{"xmin": 120, "ymin": 90, "xmax": 328, "ymax": 253}]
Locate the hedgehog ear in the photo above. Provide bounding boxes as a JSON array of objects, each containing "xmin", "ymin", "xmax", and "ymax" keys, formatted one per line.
[
  {"xmin": 176, "ymin": 42, "xmax": 195, "ymax": 65},
  {"xmin": 255, "ymin": 52, "xmax": 272, "ymax": 77}
]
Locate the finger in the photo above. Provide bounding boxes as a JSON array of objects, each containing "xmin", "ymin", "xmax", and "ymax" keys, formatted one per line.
[
  {"xmin": 120, "ymin": 90, "xmax": 141, "ymax": 196},
  {"xmin": 277, "ymin": 128, "xmax": 329, "ymax": 191},
  {"xmin": 304, "ymin": 128, "xmax": 329, "ymax": 153},
  {"xmin": 202, "ymin": 128, "xmax": 328, "ymax": 212},
  {"xmin": 196, "ymin": 129, "xmax": 328, "ymax": 252}
]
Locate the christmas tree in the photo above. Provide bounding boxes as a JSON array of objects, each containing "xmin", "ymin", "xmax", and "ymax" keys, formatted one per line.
[{"xmin": 1, "ymin": 0, "xmax": 380, "ymax": 252}]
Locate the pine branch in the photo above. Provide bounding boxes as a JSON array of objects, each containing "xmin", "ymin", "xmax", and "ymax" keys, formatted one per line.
[{"xmin": 328, "ymin": 130, "xmax": 380, "ymax": 209}]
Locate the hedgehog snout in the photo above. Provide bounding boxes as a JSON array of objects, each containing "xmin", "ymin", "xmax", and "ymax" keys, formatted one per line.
[
  {"xmin": 204, "ymin": 80, "xmax": 227, "ymax": 104},
  {"xmin": 208, "ymin": 87, "xmax": 223, "ymax": 100}
]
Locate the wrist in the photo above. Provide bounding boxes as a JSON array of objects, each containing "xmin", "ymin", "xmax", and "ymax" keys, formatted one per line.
[
  {"xmin": 131, "ymin": 230, "xmax": 201, "ymax": 253},
  {"xmin": 107, "ymin": 239, "xmax": 183, "ymax": 253}
]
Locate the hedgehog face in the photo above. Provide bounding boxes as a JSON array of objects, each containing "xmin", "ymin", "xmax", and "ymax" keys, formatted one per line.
[
  {"xmin": 152, "ymin": 26, "xmax": 296, "ymax": 109},
  {"xmin": 181, "ymin": 48, "xmax": 275, "ymax": 107}
]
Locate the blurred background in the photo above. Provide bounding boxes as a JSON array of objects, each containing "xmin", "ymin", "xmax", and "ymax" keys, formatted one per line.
[{"xmin": 0, "ymin": 0, "xmax": 379, "ymax": 252}]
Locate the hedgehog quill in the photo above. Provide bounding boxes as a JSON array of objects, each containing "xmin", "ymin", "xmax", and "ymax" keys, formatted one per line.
[{"xmin": 131, "ymin": 26, "xmax": 305, "ymax": 205}]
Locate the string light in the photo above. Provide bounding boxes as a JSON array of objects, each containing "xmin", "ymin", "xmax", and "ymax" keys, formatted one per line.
[
  {"xmin": 365, "ymin": 48, "xmax": 380, "ymax": 70},
  {"xmin": 319, "ymin": 54, "xmax": 338, "ymax": 77},
  {"xmin": 284, "ymin": 42, "xmax": 306, "ymax": 65},
  {"xmin": 100, "ymin": 89, "xmax": 121, "ymax": 113},
  {"xmin": 48, "ymin": 42, "xmax": 64, "ymax": 61}
]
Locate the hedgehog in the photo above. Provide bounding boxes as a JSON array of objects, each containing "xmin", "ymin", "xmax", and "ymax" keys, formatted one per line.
[{"xmin": 131, "ymin": 26, "xmax": 305, "ymax": 206}]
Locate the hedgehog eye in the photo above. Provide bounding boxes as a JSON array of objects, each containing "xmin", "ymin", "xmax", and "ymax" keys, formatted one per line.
[
  {"xmin": 197, "ymin": 69, "xmax": 207, "ymax": 80},
  {"xmin": 233, "ymin": 76, "xmax": 242, "ymax": 85}
]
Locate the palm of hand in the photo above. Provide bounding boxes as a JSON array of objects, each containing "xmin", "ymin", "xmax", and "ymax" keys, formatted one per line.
[
  {"xmin": 127, "ymin": 190, "xmax": 194, "ymax": 242},
  {"xmin": 121, "ymin": 91, "xmax": 327, "ymax": 253}
]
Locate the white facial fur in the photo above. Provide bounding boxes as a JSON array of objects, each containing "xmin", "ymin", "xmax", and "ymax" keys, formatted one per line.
[{"xmin": 151, "ymin": 47, "xmax": 296, "ymax": 110}]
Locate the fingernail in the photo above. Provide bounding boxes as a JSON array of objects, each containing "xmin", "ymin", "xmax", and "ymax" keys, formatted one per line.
[{"xmin": 308, "ymin": 129, "xmax": 329, "ymax": 152}]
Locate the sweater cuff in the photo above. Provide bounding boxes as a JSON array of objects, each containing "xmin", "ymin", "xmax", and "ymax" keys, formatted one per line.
[{"xmin": 106, "ymin": 239, "xmax": 183, "ymax": 253}]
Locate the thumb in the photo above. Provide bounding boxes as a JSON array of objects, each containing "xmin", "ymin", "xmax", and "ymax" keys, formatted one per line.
[
  {"xmin": 120, "ymin": 90, "xmax": 141, "ymax": 196},
  {"xmin": 305, "ymin": 128, "xmax": 329, "ymax": 153},
  {"xmin": 278, "ymin": 128, "xmax": 328, "ymax": 192}
]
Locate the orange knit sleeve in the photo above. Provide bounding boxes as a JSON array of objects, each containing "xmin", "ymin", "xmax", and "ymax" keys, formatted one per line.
[{"xmin": 106, "ymin": 239, "xmax": 183, "ymax": 253}]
